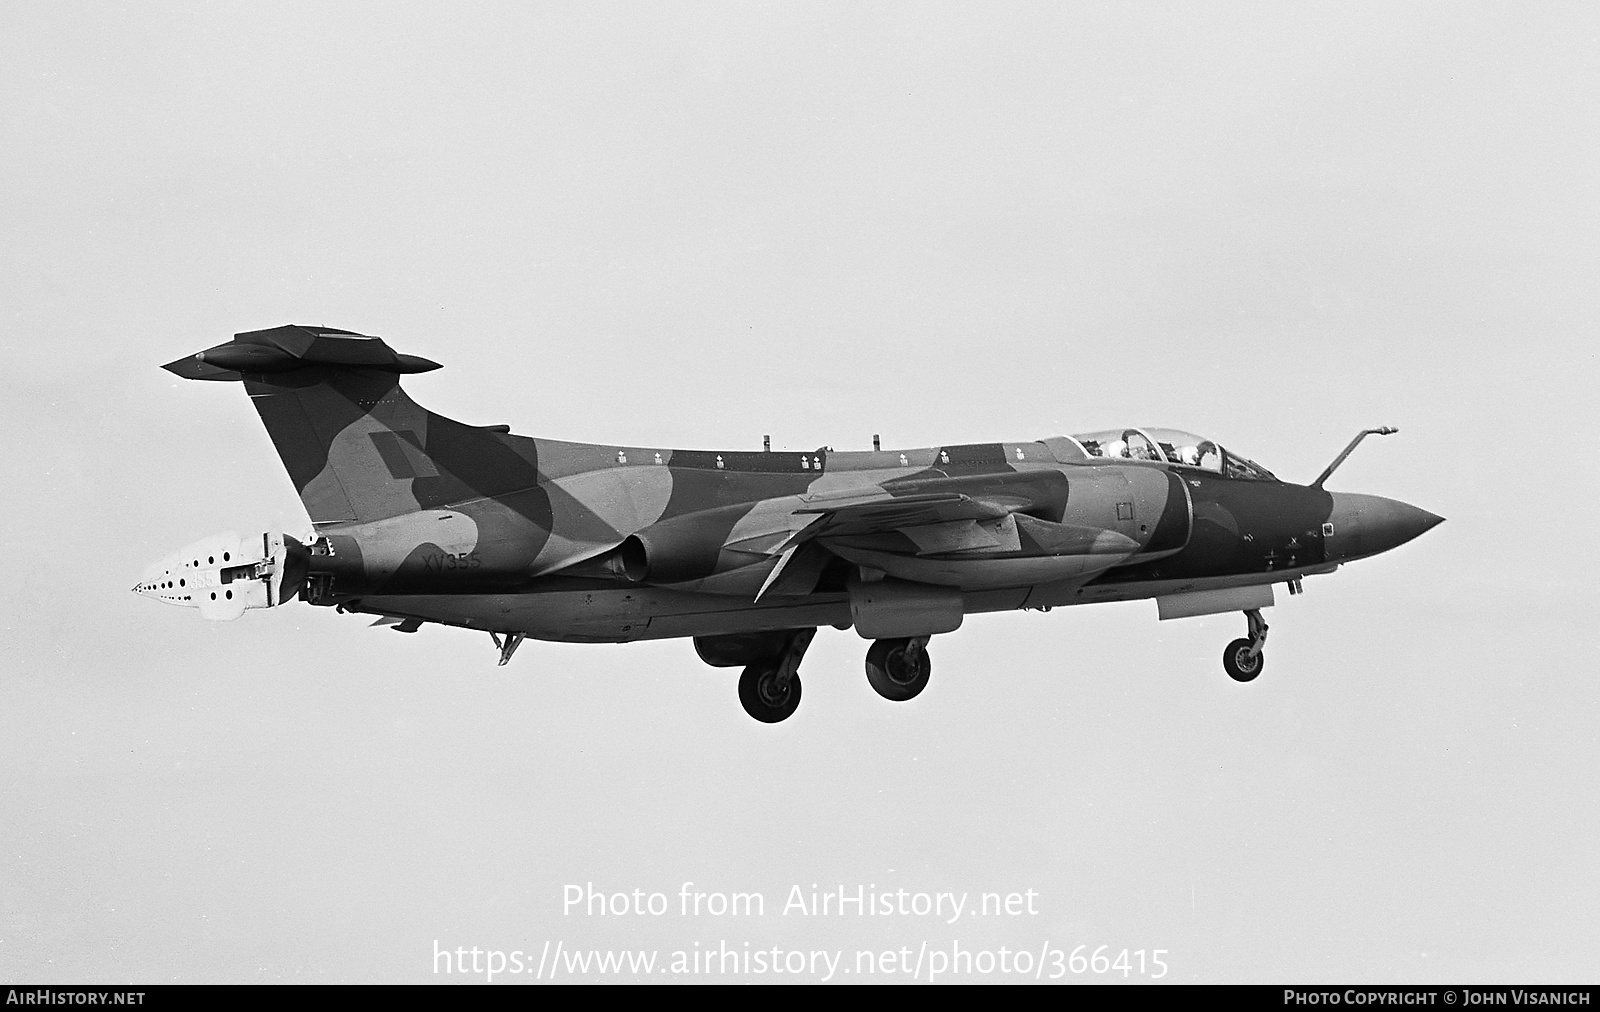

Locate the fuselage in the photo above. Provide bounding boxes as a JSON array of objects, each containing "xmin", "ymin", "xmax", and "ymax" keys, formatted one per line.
[{"xmin": 299, "ymin": 435, "xmax": 1438, "ymax": 643}]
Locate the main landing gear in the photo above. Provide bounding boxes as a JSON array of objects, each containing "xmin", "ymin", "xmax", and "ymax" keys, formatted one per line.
[
  {"xmin": 1222, "ymin": 609, "xmax": 1268, "ymax": 682},
  {"xmin": 738, "ymin": 628, "xmax": 815, "ymax": 723},
  {"xmin": 865, "ymin": 637, "xmax": 932, "ymax": 701},
  {"xmin": 719, "ymin": 629, "xmax": 936, "ymax": 722}
]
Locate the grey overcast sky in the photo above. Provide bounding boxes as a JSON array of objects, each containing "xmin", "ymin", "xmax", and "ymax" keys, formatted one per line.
[{"xmin": 2, "ymin": 1, "xmax": 1597, "ymax": 984}]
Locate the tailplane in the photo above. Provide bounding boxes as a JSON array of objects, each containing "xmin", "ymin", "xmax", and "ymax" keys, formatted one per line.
[{"xmin": 164, "ymin": 325, "xmax": 542, "ymax": 527}]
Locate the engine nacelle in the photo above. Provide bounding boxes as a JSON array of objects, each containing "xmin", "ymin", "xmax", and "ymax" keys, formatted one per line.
[
  {"xmin": 622, "ymin": 504, "xmax": 754, "ymax": 585},
  {"xmin": 134, "ymin": 531, "xmax": 309, "ymax": 620},
  {"xmin": 1058, "ymin": 466, "xmax": 1192, "ymax": 559}
]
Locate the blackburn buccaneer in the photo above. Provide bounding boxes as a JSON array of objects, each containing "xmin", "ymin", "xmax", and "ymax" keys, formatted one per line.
[{"xmin": 137, "ymin": 326, "xmax": 1442, "ymax": 722}]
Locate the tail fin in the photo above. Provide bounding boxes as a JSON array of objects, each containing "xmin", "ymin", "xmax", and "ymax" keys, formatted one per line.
[{"xmin": 165, "ymin": 325, "xmax": 542, "ymax": 527}]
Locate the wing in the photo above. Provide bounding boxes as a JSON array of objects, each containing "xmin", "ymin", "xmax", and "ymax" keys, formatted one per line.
[
  {"xmin": 756, "ymin": 470, "xmax": 1081, "ymax": 599},
  {"xmin": 795, "ymin": 491, "xmax": 1002, "ymax": 532},
  {"xmin": 782, "ymin": 470, "xmax": 1069, "ymax": 545}
]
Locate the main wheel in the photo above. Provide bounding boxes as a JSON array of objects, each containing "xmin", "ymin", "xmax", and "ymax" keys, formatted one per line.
[
  {"xmin": 1222, "ymin": 638, "xmax": 1264, "ymax": 682},
  {"xmin": 738, "ymin": 661, "xmax": 802, "ymax": 722},
  {"xmin": 865, "ymin": 638, "xmax": 932, "ymax": 701}
]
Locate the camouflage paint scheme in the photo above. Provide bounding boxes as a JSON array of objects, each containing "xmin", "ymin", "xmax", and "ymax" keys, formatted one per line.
[{"xmin": 138, "ymin": 326, "xmax": 1442, "ymax": 713}]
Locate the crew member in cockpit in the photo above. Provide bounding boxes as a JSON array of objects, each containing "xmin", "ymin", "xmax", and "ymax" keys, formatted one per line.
[{"xmin": 1121, "ymin": 429, "xmax": 1159, "ymax": 461}]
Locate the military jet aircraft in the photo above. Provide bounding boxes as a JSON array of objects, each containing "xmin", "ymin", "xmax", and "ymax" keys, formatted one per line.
[{"xmin": 137, "ymin": 325, "xmax": 1442, "ymax": 722}]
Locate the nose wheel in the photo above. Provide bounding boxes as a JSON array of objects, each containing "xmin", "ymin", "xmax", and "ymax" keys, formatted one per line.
[
  {"xmin": 1222, "ymin": 609, "xmax": 1268, "ymax": 682},
  {"xmin": 865, "ymin": 637, "xmax": 932, "ymax": 701}
]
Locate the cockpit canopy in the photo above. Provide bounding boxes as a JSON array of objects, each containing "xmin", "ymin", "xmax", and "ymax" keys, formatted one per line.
[{"xmin": 1071, "ymin": 428, "xmax": 1277, "ymax": 481}]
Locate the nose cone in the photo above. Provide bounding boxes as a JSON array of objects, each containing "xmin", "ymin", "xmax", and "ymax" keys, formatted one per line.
[{"xmin": 1325, "ymin": 493, "xmax": 1444, "ymax": 562}]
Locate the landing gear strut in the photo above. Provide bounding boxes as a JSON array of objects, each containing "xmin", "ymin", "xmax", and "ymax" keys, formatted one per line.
[
  {"xmin": 865, "ymin": 636, "xmax": 932, "ymax": 701},
  {"xmin": 738, "ymin": 628, "xmax": 815, "ymax": 723},
  {"xmin": 1222, "ymin": 609, "xmax": 1268, "ymax": 682}
]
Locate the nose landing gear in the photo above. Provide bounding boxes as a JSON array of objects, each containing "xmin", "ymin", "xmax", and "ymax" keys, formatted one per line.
[{"xmin": 1222, "ymin": 608, "xmax": 1268, "ymax": 682}]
